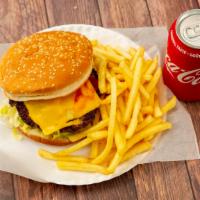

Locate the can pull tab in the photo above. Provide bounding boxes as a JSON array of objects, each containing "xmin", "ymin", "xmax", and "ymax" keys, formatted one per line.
[{"xmin": 184, "ymin": 23, "xmax": 200, "ymax": 39}]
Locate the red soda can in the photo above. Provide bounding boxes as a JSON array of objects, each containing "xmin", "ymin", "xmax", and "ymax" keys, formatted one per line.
[{"xmin": 163, "ymin": 9, "xmax": 200, "ymax": 101}]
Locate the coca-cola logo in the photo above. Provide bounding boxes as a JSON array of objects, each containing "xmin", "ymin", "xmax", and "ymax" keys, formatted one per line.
[{"xmin": 165, "ymin": 55, "xmax": 200, "ymax": 85}]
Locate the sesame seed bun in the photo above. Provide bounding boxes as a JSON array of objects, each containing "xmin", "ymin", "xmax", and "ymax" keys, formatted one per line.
[{"xmin": 0, "ymin": 31, "xmax": 93, "ymax": 101}]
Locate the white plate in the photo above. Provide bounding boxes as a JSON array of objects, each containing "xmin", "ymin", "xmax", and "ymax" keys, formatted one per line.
[{"xmin": 0, "ymin": 24, "xmax": 166, "ymax": 185}]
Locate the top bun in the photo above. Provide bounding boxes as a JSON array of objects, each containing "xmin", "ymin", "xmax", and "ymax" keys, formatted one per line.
[{"xmin": 0, "ymin": 31, "xmax": 93, "ymax": 101}]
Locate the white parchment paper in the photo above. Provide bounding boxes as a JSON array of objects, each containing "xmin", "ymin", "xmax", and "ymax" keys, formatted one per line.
[{"xmin": 0, "ymin": 26, "xmax": 199, "ymax": 185}]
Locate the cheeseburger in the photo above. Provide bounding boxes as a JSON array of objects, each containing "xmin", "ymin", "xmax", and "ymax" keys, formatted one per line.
[{"xmin": 0, "ymin": 31, "xmax": 101, "ymax": 145}]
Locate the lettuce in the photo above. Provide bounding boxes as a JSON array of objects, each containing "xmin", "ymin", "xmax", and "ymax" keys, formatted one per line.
[
  {"xmin": 0, "ymin": 105, "xmax": 19, "ymax": 126},
  {"xmin": 0, "ymin": 105, "xmax": 29, "ymax": 131},
  {"xmin": 0, "ymin": 105, "xmax": 9, "ymax": 116},
  {"xmin": 52, "ymin": 131, "xmax": 72, "ymax": 139}
]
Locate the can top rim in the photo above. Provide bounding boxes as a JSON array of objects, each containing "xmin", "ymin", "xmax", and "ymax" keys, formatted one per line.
[{"xmin": 176, "ymin": 9, "xmax": 200, "ymax": 49}]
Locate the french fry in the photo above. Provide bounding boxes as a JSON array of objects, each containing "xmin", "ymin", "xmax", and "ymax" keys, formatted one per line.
[
  {"xmin": 141, "ymin": 106, "xmax": 153, "ymax": 115},
  {"xmin": 54, "ymin": 138, "xmax": 93, "ymax": 156},
  {"xmin": 68, "ymin": 119, "xmax": 109, "ymax": 142},
  {"xmin": 93, "ymin": 111, "xmax": 100, "ymax": 126},
  {"xmin": 119, "ymin": 61, "xmax": 132, "ymax": 87},
  {"xmin": 126, "ymin": 122, "xmax": 172, "ymax": 152},
  {"xmin": 124, "ymin": 58, "xmax": 143, "ymax": 124},
  {"xmin": 143, "ymin": 118, "xmax": 164, "ymax": 141},
  {"xmin": 107, "ymin": 152, "xmax": 121, "ymax": 173},
  {"xmin": 146, "ymin": 67, "xmax": 162, "ymax": 93},
  {"xmin": 114, "ymin": 119, "xmax": 126, "ymax": 155},
  {"xmin": 116, "ymin": 111, "xmax": 126, "ymax": 133},
  {"xmin": 106, "ymin": 82, "xmax": 111, "ymax": 93},
  {"xmin": 117, "ymin": 95, "xmax": 126, "ymax": 121},
  {"xmin": 161, "ymin": 96, "xmax": 176, "ymax": 114},
  {"xmin": 136, "ymin": 115, "xmax": 154, "ymax": 132},
  {"xmin": 87, "ymin": 131, "xmax": 108, "ymax": 140},
  {"xmin": 139, "ymin": 85, "xmax": 150, "ymax": 100},
  {"xmin": 57, "ymin": 161, "xmax": 108, "ymax": 174},
  {"xmin": 93, "ymin": 47, "xmax": 124, "ymax": 63},
  {"xmin": 119, "ymin": 61, "xmax": 132, "ymax": 78},
  {"xmin": 126, "ymin": 95, "xmax": 141, "ymax": 139},
  {"xmin": 90, "ymin": 141, "xmax": 99, "ymax": 159},
  {"xmin": 95, "ymin": 41, "xmax": 107, "ymax": 49},
  {"xmin": 92, "ymin": 77, "xmax": 117, "ymax": 164},
  {"xmin": 144, "ymin": 56, "xmax": 158, "ymax": 76},
  {"xmin": 106, "ymin": 70, "xmax": 112, "ymax": 82},
  {"xmin": 105, "ymin": 104, "xmax": 110, "ymax": 116},
  {"xmin": 118, "ymin": 80, "xmax": 126, "ymax": 87},
  {"xmin": 116, "ymin": 74, "xmax": 125, "ymax": 80},
  {"xmin": 101, "ymin": 84, "xmax": 128, "ymax": 104},
  {"xmin": 143, "ymin": 74, "xmax": 153, "ymax": 82},
  {"xmin": 107, "ymin": 62, "xmax": 118, "ymax": 68},
  {"xmin": 148, "ymin": 89, "xmax": 156, "ymax": 107},
  {"xmin": 93, "ymin": 56, "xmax": 103, "ymax": 71},
  {"xmin": 142, "ymin": 59, "xmax": 153, "ymax": 74},
  {"xmin": 93, "ymin": 49, "xmax": 106, "ymax": 60},
  {"xmin": 91, "ymin": 40, "xmax": 98, "ymax": 46},
  {"xmin": 147, "ymin": 118, "xmax": 163, "ymax": 128},
  {"xmin": 138, "ymin": 112, "xmax": 144, "ymax": 123},
  {"xmin": 124, "ymin": 89, "xmax": 129, "ymax": 102},
  {"xmin": 103, "ymin": 150, "xmax": 115, "ymax": 166},
  {"xmin": 129, "ymin": 47, "xmax": 136, "ymax": 57},
  {"xmin": 154, "ymin": 98, "xmax": 162, "ymax": 117},
  {"xmin": 111, "ymin": 66, "xmax": 122, "ymax": 74},
  {"xmin": 105, "ymin": 46, "xmax": 119, "ymax": 55},
  {"xmin": 130, "ymin": 47, "xmax": 144, "ymax": 70},
  {"xmin": 100, "ymin": 105, "xmax": 109, "ymax": 120},
  {"xmin": 67, "ymin": 132, "xmax": 87, "ymax": 143},
  {"xmin": 113, "ymin": 47, "xmax": 132, "ymax": 60},
  {"xmin": 99, "ymin": 139, "xmax": 107, "ymax": 152},
  {"xmin": 121, "ymin": 142, "xmax": 152, "ymax": 162},
  {"xmin": 38, "ymin": 149, "xmax": 89, "ymax": 162},
  {"xmin": 118, "ymin": 117, "xmax": 126, "ymax": 134},
  {"xmin": 144, "ymin": 135, "xmax": 155, "ymax": 141},
  {"xmin": 98, "ymin": 59, "xmax": 107, "ymax": 93}
]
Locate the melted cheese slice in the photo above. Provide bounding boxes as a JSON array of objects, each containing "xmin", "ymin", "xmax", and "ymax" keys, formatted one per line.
[{"xmin": 25, "ymin": 81, "xmax": 100, "ymax": 135}]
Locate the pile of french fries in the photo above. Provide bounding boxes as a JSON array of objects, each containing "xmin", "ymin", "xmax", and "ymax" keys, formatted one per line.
[{"xmin": 39, "ymin": 41, "xmax": 176, "ymax": 174}]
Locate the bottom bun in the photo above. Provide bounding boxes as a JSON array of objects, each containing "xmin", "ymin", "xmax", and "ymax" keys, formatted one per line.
[{"xmin": 18, "ymin": 128, "xmax": 71, "ymax": 146}]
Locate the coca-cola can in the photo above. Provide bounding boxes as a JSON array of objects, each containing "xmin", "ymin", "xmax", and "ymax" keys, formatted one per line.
[{"xmin": 163, "ymin": 9, "xmax": 200, "ymax": 101}]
